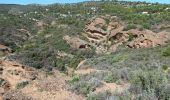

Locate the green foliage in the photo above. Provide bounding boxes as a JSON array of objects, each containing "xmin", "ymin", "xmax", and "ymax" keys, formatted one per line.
[
  {"xmin": 128, "ymin": 33, "xmax": 136, "ymax": 41},
  {"xmin": 162, "ymin": 45, "xmax": 170, "ymax": 57},
  {"xmin": 162, "ymin": 65, "xmax": 168, "ymax": 71},
  {"xmin": 87, "ymin": 90, "xmax": 111, "ymax": 100},
  {"xmin": 101, "ymin": 25, "xmax": 107, "ymax": 31},
  {"xmin": 16, "ymin": 81, "xmax": 29, "ymax": 89},
  {"xmin": 142, "ymin": 23, "xmax": 151, "ymax": 29},
  {"xmin": 104, "ymin": 72, "xmax": 114, "ymax": 83},
  {"xmin": 10, "ymin": 22, "xmax": 95, "ymax": 71},
  {"xmin": 70, "ymin": 81, "xmax": 92, "ymax": 95},
  {"xmin": 129, "ymin": 69, "xmax": 168, "ymax": 99},
  {"xmin": 73, "ymin": 46, "xmax": 170, "ymax": 99},
  {"xmin": 0, "ymin": 78, "xmax": 5, "ymax": 86},
  {"xmin": 130, "ymin": 69, "xmax": 167, "ymax": 90},
  {"xmin": 69, "ymin": 76, "xmax": 103, "ymax": 96},
  {"xmin": 123, "ymin": 24, "xmax": 137, "ymax": 31},
  {"xmin": 69, "ymin": 75, "xmax": 80, "ymax": 84},
  {"xmin": 1, "ymin": 2, "xmax": 170, "ymax": 99},
  {"xmin": 159, "ymin": 84, "xmax": 170, "ymax": 100}
]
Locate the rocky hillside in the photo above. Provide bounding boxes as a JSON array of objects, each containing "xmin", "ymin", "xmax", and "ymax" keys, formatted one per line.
[
  {"xmin": 0, "ymin": 1, "xmax": 170, "ymax": 100},
  {"xmin": 64, "ymin": 15, "xmax": 170, "ymax": 54}
]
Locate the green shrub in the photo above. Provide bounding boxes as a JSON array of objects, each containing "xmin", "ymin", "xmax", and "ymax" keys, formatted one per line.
[
  {"xmin": 101, "ymin": 25, "xmax": 107, "ymax": 31},
  {"xmin": 112, "ymin": 92, "xmax": 132, "ymax": 100},
  {"xmin": 16, "ymin": 81, "xmax": 29, "ymax": 89},
  {"xmin": 123, "ymin": 24, "xmax": 137, "ymax": 31},
  {"xmin": 162, "ymin": 45, "xmax": 170, "ymax": 57},
  {"xmin": 129, "ymin": 69, "xmax": 168, "ymax": 98},
  {"xmin": 162, "ymin": 65, "xmax": 168, "ymax": 71},
  {"xmin": 131, "ymin": 69, "xmax": 167, "ymax": 91},
  {"xmin": 136, "ymin": 89, "xmax": 157, "ymax": 100},
  {"xmin": 159, "ymin": 84, "xmax": 170, "ymax": 100},
  {"xmin": 69, "ymin": 76, "xmax": 103, "ymax": 96},
  {"xmin": 0, "ymin": 78, "xmax": 5, "ymax": 86},
  {"xmin": 87, "ymin": 90, "xmax": 111, "ymax": 100},
  {"xmin": 128, "ymin": 34, "xmax": 136, "ymax": 41},
  {"xmin": 104, "ymin": 72, "xmax": 114, "ymax": 83},
  {"xmin": 139, "ymin": 27, "xmax": 144, "ymax": 31},
  {"xmin": 70, "ymin": 81, "xmax": 92, "ymax": 95},
  {"xmin": 69, "ymin": 75, "xmax": 80, "ymax": 84},
  {"xmin": 142, "ymin": 23, "xmax": 151, "ymax": 29}
]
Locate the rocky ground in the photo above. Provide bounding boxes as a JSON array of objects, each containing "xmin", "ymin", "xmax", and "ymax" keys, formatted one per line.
[{"xmin": 0, "ymin": 59, "xmax": 84, "ymax": 100}]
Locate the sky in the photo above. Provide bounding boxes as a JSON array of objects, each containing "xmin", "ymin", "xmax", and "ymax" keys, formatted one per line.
[
  {"xmin": 126, "ymin": 0, "xmax": 170, "ymax": 4},
  {"xmin": 0, "ymin": 0, "xmax": 91, "ymax": 4},
  {"xmin": 0, "ymin": 0, "xmax": 169, "ymax": 5}
]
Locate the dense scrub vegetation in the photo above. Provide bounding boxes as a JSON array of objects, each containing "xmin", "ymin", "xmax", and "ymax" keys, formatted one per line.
[
  {"xmin": 1, "ymin": 1, "xmax": 168, "ymax": 70},
  {"xmin": 69, "ymin": 46, "xmax": 170, "ymax": 99}
]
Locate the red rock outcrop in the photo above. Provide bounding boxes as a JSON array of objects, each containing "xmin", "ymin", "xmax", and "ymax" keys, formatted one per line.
[
  {"xmin": 127, "ymin": 30, "xmax": 170, "ymax": 48},
  {"xmin": 64, "ymin": 15, "xmax": 170, "ymax": 54},
  {"xmin": 84, "ymin": 15, "xmax": 123, "ymax": 45}
]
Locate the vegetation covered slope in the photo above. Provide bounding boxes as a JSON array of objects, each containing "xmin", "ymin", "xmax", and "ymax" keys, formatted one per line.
[{"xmin": 0, "ymin": 1, "xmax": 170, "ymax": 100}]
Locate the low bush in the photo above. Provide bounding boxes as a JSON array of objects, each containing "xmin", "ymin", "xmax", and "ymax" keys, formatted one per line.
[
  {"xmin": 123, "ymin": 24, "xmax": 137, "ymax": 31},
  {"xmin": 69, "ymin": 75, "xmax": 103, "ymax": 96},
  {"xmin": 87, "ymin": 90, "xmax": 111, "ymax": 100},
  {"xmin": 104, "ymin": 72, "xmax": 114, "ymax": 83},
  {"xmin": 16, "ymin": 81, "xmax": 29, "ymax": 89},
  {"xmin": 162, "ymin": 45, "xmax": 170, "ymax": 57}
]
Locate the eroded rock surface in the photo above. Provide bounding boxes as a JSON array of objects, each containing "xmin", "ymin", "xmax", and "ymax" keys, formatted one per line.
[
  {"xmin": 127, "ymin": 30, "xmax": 170, "ymax": 48},
  {"xmin": 0, "ymin": 60, "xmax": 85, "ymax": 100},
  {"xmin": 64, "ymin": 15, "xmax": 170, "ymax": 54}
]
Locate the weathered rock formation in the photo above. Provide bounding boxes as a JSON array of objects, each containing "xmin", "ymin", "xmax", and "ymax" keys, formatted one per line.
[
  {"xmin": 83, "ymin": 15, "xmax": 124, "ymax": 53},
  {"xmin": 127, "ymin": 30, "xmax": 170, "ymax": 48},
  {"xmin": 84, "ymin": 15, "xmax": 123, "ymax": 44},
  {"xmin": 63, "ymin": 35, "xmax": 90, "ymax": 49},
  {"xmin": 64, "ymin": 15, "xmax": 170, "ymax": 54}
]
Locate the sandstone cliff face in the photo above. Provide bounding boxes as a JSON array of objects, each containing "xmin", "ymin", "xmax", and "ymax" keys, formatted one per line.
[{"xmin": 64, "ymin": 15, "xmax": 170, "ymax": 54}]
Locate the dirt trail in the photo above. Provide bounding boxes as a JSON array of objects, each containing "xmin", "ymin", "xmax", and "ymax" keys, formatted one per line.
[
  {"xmin": 75, "ymin": 68, "xmax": 106, "ymax": 75},
  {"xmin": 95, "ymin": 82, "xmax": 130, "ymax": 93}
]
